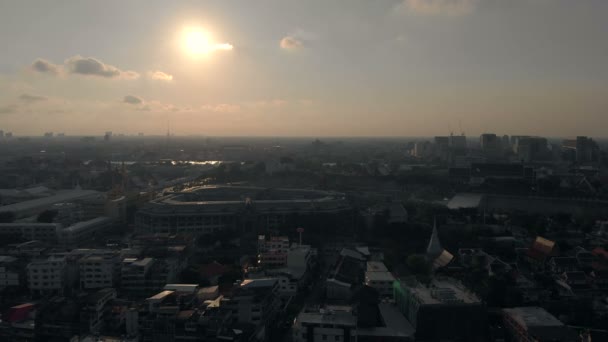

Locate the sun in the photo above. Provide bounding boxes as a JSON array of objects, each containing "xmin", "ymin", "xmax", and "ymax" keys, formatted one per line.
[
  {"xmin": 183, "ymin": 28, "xmax": 212, "ymax": 55},
  {"xmin": 181, "ymin": 27, "xmax": 233, "ymax": 57}
]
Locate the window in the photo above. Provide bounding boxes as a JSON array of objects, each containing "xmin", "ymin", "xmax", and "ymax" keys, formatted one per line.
[{"xmin": 322, "ymin": 335, "xmax": 327, "ymax": 341}]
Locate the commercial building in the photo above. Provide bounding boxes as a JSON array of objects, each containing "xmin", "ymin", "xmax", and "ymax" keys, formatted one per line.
[
  {"xmin": 59, "ymin": 216, "xmax": 113, "ymax": 246},
  {"xmin": 135, "ymin": 185, "xmax": 350, "ymax": 235},
  {"xmin": 502, "ymin": 307, "xmax": 578, "ymax": 342},
  {"xmin": 0, "ymin": 216, "xmax": 113, "ymax": 246},
  {"xmin": 0, "ymin": 189, "xmax": 102, "ymax": 218},
  {"xmin": 394, "ymin": 277, "xmax": 485, "ymax": 341}
]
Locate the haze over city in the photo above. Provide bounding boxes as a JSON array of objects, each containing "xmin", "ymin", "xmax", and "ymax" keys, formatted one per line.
[
  {"xmin": 2, "ymin": 2, "xmax": 608, "ymax": 342},
  {"xmin": 1, "ymin": 0, "xmax": 607, "ymax": 136}
]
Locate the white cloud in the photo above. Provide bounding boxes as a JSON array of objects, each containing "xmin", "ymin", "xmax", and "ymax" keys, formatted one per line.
[
  {"xmin": 148, "ymin": 71, "xmax": 174, "ymax": 81},
  {"xmin": 401, "ymin": 0, "xmax": 478, "ymax": 16},
  {"xmin": 280, "ymin": 36, "xmax": 304, "ymax": 50},
  {"xmin": 201, "ymin": 103, "xmax": 241, "ymax": 113}
]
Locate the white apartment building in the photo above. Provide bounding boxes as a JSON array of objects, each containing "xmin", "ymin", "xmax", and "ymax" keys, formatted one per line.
[
  {"xmin": 365, "ymin": 261, "xmax": 395, "ymax": 298},
  {"xmin": 79, "ymin": 253, "xmax": 121, "ymax": 289},
  {"xmin": 27, "ymin": 255, "xmax": 67, "ymax": 294}
]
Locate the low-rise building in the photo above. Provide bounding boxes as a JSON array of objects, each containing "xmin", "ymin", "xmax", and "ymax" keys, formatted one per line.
[
  {"xmin": 257, "ymin": 235, "xmax": 289, "ymax": 268},
  {"xmin": 394, "ymin": 277, "xmax": 485, "ymax": 341},
  {"xmin": 365, "ymin": 261, "xmax": 395, "ymax": 298},
  {"xmin": 293, "ymin": 306, "xmax": 357, "ymax": 342},
  {"xmin": 27, "ymin": 255, "xmax": 67, "ymax": 295},
  {"xmin": 221, "ymin": 278, "xmax": 282, "ymax": 341},
  {"xmin": 502, "ymin": 307, "xmax": 578, "ymax": 342},
  {"xmin": 79, "ymin": 251, "xmax": 121, "ymax": 289},
  {"xmin": 0, "ymin": 255, "xmax": 23, "ymax": 288}
]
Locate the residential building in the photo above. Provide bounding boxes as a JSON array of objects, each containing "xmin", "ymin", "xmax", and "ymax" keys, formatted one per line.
[
  {"xmin": 79, "ymin": 251, "xmax": 121, "ymax": 289},
  {"xmin": 258, "ymin": 235, "xmax": 289, "ymax": 268},
  {"xmin": 0, "ymin": 255, "xmax": 23, "ymax": 288},
  {"xmin": 27, "ymin": 255, "xmax": 67, "ymax": 295}
]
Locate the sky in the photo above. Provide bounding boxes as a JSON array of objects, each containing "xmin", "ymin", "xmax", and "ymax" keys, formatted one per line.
[{"xmin": 0, "ymin": 0, "xmax": 607, "ymax": 137}]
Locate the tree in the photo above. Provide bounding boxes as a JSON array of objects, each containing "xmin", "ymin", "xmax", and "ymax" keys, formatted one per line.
[{"xmin": 407, "ymin": 254, "xmax": 431, "ymax": 276}]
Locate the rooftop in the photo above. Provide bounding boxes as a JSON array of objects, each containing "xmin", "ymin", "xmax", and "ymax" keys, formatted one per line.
[
  {"xmin": 0, "ymin": 189, "xmax": 100, "ymax": 215},
  {"xmin": 366, "ymin": 261, "xmax": 388, "ymax": 272},
  {"xmin": 240, "ymin": 278, "xmax": 278, "ymax": 289},
  {"xmin": 447, "ymin": 193, "xmax": 484, "ymax": 209},
  {"xmin": 296, "ymin": 307, "xmax": 357, "ymax": 327},
  {"xmin": 404, "ymin": 278, "xmax": 480, "ymax": 305},
  {"xmin": 504, "ymin": 307, "xmax": 564, "ymax": 327},
  {"xmin": 365, "ymin": 271, "xmax": 395, "ymax": 282}
]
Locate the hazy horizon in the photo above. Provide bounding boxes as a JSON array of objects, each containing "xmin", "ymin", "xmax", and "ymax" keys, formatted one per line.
[{"xmin": 1, "ymin": 0, "xmax": 607, "ymax": 137}]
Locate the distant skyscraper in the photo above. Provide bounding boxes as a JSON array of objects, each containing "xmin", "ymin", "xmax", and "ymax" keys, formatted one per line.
[
  {"xmin": 0, "ymin": 130, "xmax": 4, "ymax": 138},
  {"xmin": 449, "ymin": 134, "xmax": 467, "ymax": 154},
  {"xmin": 480, "ymin": 133, "xmax": 501, "ymax": 157},
  {"xmin": 104, "ymin": 131, "xmax": 112, "ymax": 142},
  {"xmin": 575, "ymin": 136, "xmax": 599, "ymax": 164}
]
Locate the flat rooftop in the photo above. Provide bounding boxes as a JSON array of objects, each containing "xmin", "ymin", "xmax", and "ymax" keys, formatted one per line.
[
  {"xmin": 297, "ymin": 308, "xmax": 357, "ymax": 327},
  {"xmin": 503, "ymin": 307, "xmax": 564, "ymax": 327},
  {"xmin": 359, "ymin": 303, "xmax": 415, "ymax": 338},
  {"xmin": 407, "ymin": 278, "xmax": 480, "ymax": 305},
  {"xmin": 366, "ymin": 261, "xmax": 388, "ymax": 272},
  {"xmin": 365, "ymin": 271, "xmax": 395, "ymax": 282}
]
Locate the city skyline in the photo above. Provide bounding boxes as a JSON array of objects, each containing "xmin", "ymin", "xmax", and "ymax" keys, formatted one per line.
[{"xmin": 1, "ymin": 0, "xmax": 608, "ymax": 136}]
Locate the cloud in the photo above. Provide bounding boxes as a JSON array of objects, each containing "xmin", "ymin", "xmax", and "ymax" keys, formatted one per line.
[
  {"xmin": 252, "ymin": 99, "xmax": 288, "ymax": 108},
  {"xmin": 148, "ymin": 71, "xmax": 173, "ymax": 81},
  {"xmin": 19, "ymin": 93, "xmax": 47, "ymax": 103},
  {"xmin": 123, "ymin": 95, "xmax": 144, "ymax": 105},
  {"xmin": 280, "ymin": 36, "xmax": 304, "ymax": 50},
  {"xmin": 401, "ymin": 0, "xmax": 477, "ymax": 16},
  {"xmin": 31, "ymin": 59, "xmax": 61, "ymax": 74},
  {"xmin": 64, "ymin": 55, "xmax": 140, "ymax": 79},
  {"xmin": 201, "ymin": 103, "xmax": 241, "ymax": 113},
  {"xmin": 0, "ymin": 104, "xmax": 18, "ymax": 114}
]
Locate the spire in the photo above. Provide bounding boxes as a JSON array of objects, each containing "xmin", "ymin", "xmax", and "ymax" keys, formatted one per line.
[{"xmin": 426, "ymin": 218, "xmax": 443, "ymax": 259}]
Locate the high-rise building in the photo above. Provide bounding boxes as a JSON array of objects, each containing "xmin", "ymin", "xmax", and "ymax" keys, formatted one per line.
[
  {"xmin": 480, "ymin": 133, "xmax": 502, "ymax": 157},
  {"xmin": 575, "ymin": 136, "xmax": 599, "ymax": 163},
  {"xmin": 515, "ymin": 137, "xmax": 549, "ymax": 162}
]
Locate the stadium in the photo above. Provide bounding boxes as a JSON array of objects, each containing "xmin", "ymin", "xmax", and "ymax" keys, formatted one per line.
[{"xmin": 135, "ymin": 185, "xmax": 351, "ymax": 235}]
